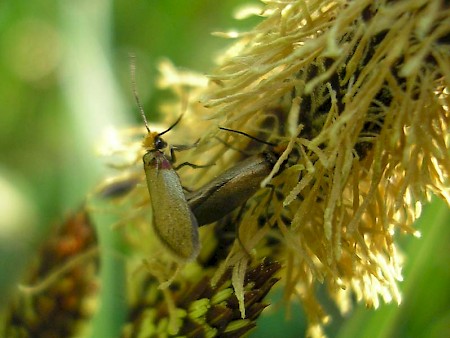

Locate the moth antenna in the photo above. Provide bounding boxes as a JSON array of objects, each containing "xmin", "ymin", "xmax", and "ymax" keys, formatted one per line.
[
  {"xmin": 159, "ymin": 113, "xmax": 183, "ymax": 136},
  {"xmin": 130, "ymin": 54, "xmax": 150, "ymax": 132},
  {"xmin": 158, "ymin": 91, "xmax": 188, "ymax": 136},
  {"xmin": 219, "ymin": 127, "xmax": 277, "ymax": 147}
]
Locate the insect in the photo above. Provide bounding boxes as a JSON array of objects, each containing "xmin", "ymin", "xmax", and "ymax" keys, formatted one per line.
[
  {"xmin": 187, "ymin": 127, "xmax": 282, "ymax": 226},
  {"xmin": 96, "ymin": 127, "xmax": 281, "ymax": 228},
  {"xmin": 131, "ymin": 61, "xmax": 199, "ymax": 261}
]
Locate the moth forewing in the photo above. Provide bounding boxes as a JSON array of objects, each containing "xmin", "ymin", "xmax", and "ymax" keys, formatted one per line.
[
  {"xmin": 187, "ymin": 152, "xmax": 276, "ymax": 226},
  {"xmin": 131, "ymin": 58, "xmax": 200, "ymax": 262},
  {"xmin": 143, "ymin": 151, "xmax": 200, "ymax": 261}
]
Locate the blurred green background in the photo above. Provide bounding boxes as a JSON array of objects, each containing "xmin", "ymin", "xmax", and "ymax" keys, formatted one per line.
[{"xmin": 0, "ymin": 1, "xmax": 448, "ymax": 337}]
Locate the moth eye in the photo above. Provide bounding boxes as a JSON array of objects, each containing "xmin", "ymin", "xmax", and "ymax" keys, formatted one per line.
[{"xmin": 154, "ymin": 136, "xmax": 167, "ymax": 150}]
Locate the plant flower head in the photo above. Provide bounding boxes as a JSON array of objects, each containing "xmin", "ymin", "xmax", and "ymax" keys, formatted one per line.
[{"xmin": 98, "ymin": 0, "xmax": 449, "ymax": 336}]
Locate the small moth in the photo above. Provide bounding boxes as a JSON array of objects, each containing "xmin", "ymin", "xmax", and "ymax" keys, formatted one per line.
[
  {"xmin": 187, "ymin": 127, "xmax": 282, "ymax": 226},
  {"xmin": 187, "ymin": 151, "xmax": 277, "ymax": 226},
  {"xmin": 141, "ymin": 125, "xmax": 200, "ymax": 261},
  {"xmin": 131, "ymin": 61, "xmax": 199, "ymax": 261}
]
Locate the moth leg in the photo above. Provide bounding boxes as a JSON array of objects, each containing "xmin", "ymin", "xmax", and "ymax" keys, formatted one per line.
[
  {"xmin": 169, "ymin": 140, "xmax": 199, "ymax": 162},
  {"xmin": 174, "ymin": 161, "xmax": 214, "ymax": 171}
]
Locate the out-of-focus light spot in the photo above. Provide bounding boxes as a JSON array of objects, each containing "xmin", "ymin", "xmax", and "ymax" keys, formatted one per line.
[
  {"xmin": 3, "ymin": 18, "xmax": 61, "ymax": 83},
  {"xmin": 212, "ymin": 30, "xmax": 241, "ymax": 39},
  {"xmin": 97, "ymin": 126, "xmax": 123, "ymax": 156},
  {"xmin": 0, "ymin": 174, "xmax": 37, "ymax": 238},
  {"xmin": 233, "ymin": 4, "xmax": 263, "ymax": 20},
  {"xmin": 157, "ymin": 59, "xmax": 208, "ymax": 90},
  {"xmin": 96, "ymin": 126, "xmax": 143, "ymax": 167}
]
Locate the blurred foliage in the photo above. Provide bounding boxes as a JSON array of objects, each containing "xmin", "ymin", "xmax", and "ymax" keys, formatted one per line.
[{"xmin": 0, "ymin": 1, "xmax": 448, "ymax": 337}]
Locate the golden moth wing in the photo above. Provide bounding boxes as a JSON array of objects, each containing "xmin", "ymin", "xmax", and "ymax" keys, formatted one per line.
[{"xmin": 143, "ymin": 151, "xmax": 200, "ymax": 261}]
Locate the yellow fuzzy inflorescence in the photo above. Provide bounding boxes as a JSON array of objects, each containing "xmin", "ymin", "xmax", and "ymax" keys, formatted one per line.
[{"xmin": 100, "ymin": 0, "xmax": 449, "ymax": 336}]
